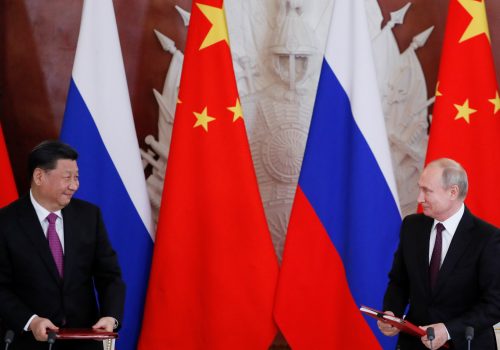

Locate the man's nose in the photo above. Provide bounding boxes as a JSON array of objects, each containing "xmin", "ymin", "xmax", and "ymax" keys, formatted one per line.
[
  {"xmin": 417, "ymin": 191, "xmax": 424, "ymax": 203},
  {"xmin": 69, "ymin": 179, "xmax": 79, "ymax": 190}
]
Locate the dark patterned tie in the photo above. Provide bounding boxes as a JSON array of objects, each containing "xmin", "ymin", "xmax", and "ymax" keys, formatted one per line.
[
  {"xmin": 429, "ymin": 223, "xmax": 444, "ymax": 290},
  {"xmin": 47, "ymin": 213, "xmax": 64, "ymax": 277}
]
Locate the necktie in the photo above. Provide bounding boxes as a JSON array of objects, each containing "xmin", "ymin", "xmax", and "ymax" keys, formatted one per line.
[
  {"xmin": 47, "ymin": 213, "xmax": 64, "ymax": 277},
  {"xmin": 429, "ymin": 223, "xmax": 444, "ymax": 290}
]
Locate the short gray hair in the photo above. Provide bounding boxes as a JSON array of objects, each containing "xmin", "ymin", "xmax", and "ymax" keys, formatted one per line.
[{"xmin": 428, "ymin": 158, "xmax": 468, "ymax": 200}]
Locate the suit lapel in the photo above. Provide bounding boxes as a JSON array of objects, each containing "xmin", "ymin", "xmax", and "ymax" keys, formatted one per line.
[
  {"xmin": 61, "ymin": 202, "xmax": 78, "ymax": 290},
  {"xmin": 433, "ymin": 208, "xmax": 474, "ymax": 296},
  {"xmin": 17, "ymin": 196, "xmax": 62, "ymax": 284},
  {"xmin": 417, "ymin": 216, "xmax": 434, "ymax": 295}
]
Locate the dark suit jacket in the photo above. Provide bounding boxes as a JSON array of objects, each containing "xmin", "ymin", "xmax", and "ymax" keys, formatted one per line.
[
  {"xmin": 0, "ymin": 195, "xmax": 125, "ymax": 349},
  {"xmin": 384, "ymin": 207, "xmax": 500, "ymax": 350}
]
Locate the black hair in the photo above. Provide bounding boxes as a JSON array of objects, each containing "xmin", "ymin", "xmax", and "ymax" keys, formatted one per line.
[{"xmin": 28, "ymin": 140, "xmax": 78, "ymax": 181}]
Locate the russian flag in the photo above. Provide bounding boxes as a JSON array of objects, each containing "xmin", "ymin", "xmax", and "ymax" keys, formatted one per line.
[
  {"xmin": 60, "ymin": 1, "xmax": 153, "ymax": 349},
  {"xmin": 274, "ymin": 0, "xmax": 401, "ymax": 349}
]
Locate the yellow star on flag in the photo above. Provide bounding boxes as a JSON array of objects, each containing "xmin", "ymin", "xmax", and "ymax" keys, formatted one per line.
[
  {"xmin": 489, "ymin": 91, "xmax": 500, "ymax": 114},
  {"xmin": 197, "ymin": 3, "xmax": 229, "ymax": 50},
  {"xmin": 458, "ymin": 0, "xmax": 490, "ymax": 43},
  {"xmin": 454, "ymin": 99, "xmax": 477, "ymax": 123},
  {"xmin": 435, "ymin": 81, "xmax": 442, "ymax": 97},
  {"xmin": 193, "ymin": 107, "xmax": 216, "ymax": 131},
  {"xmin": 227, "ymin": 99, "xmax": 243, "ymax": 122}
]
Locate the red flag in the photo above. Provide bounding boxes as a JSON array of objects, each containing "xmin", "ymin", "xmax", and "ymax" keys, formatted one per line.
[
  {"xmin": 138, "ymin": 1, "xmax": 279, "ymax": 349},
  {"xmin": 426, "ymin": 0, "xmax": 500, "ymax": 225},
  {"xmin": 0, "ymin": 124, "xmax": 17, "ymax": 207}
]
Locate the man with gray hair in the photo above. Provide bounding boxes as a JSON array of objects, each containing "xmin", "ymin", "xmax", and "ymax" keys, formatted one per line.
[{"xmin": 378, "ymin": 158, "xmax": 500, "ymax": 349}]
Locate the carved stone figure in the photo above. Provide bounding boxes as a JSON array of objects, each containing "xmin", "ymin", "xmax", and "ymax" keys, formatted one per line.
[{"xmin": 366, "ymin": 0, "xmax": 433, "ymax": 217}]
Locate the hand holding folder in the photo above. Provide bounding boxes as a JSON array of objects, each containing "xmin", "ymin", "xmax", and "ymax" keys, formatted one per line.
[{"xmin": 360, "ymin": 305, "xmax": 449, "ymax": 349}]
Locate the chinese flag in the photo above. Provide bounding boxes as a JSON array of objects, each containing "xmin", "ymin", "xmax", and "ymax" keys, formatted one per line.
[
  {"xmin": 0, "ymin": 124, "xmax": 17, "ymax": 207},
  {"xmin": 426, "ymin": 0, "xmax": 500, "ymax": 226},
  {"xmin": 138, "ymin": 1, "xmax": 279, "ymax": 349}
]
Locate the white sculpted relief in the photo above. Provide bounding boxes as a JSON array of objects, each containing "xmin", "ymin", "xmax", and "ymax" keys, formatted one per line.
[
  {"xmin": 139, "ymin": 9, "xmax": 186, "ymax": 231},
  {"xmin": 226, "ymin": 0, "xmax": 331, "ymax": 260},
  {"xmin": 366, "ymin": 0, "xmax": 433, "ymax": 217}
]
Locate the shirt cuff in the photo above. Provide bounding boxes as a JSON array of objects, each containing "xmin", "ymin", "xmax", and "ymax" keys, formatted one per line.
[{"xmin": 24, "ymin": 314, "xmax": 38, "ymax": 331}]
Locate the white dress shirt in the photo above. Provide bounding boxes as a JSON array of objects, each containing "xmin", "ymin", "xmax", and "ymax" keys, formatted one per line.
[
  {"xmin": 428, "ymin": 203, "xmax": 465, "ymax": 267},
  {"xmin": 30, "ymin": 190, "xmax": 65, "ymax": 252}
]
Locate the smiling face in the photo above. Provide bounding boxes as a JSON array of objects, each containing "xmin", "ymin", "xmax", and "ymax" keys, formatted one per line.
[
  {"xmin": 417, "ymin": 163, "xmax": 461, "ymax": 222},
  {"xmin": 31, "ymin": 159, "xmax": 79, "ymax": 212}
]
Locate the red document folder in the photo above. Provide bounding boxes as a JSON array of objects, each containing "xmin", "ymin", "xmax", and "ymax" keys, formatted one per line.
[
  {"xmin": 54, "ymin": 329, "xmax": 118, "ymax": 340},
  {"xmin": 360, "ymin": 305, "xmax": 449, "ymax": 349}
]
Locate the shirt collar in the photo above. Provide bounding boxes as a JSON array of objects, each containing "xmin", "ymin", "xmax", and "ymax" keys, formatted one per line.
[
  {"xmin": 30, "ymin": 190, "xmax": 62, "ymax": 223},
  {"xmin": 432, "ymin": 203, "xmax": 464, "ymax": 236}
]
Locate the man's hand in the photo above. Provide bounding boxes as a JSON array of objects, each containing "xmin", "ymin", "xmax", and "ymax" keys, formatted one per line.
[
  {"xmin": 377, "ymin": 311, "xmax": 400, "ymax": 337},
  {"xmin": 92, "ymin": 317, "xmax": 116, "ymax": 332},
  {"xmin": 421, "ymin": 323, "xmax": 448, "ymax": 349},
  {"xmin": 28, "ymin": 316, "xmax": 58, "ymax": 341}
]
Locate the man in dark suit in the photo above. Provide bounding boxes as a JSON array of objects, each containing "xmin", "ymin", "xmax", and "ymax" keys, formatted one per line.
[
  {"xmin": 0, "ymin": 140, "xmax": 125, "ymax": 349},
  {"xmin": 378, "ymin": 158, "xmax": 500, "ymax": 349}
]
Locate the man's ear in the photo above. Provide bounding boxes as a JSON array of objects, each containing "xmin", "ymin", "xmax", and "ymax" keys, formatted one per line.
[
  {"xmin": 32, "ymin": 168, "xmax": 44, "ymax": 186},
  {"xmin": 449, "ymin": 184, "xmax": 459, "ymax": 200}
]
